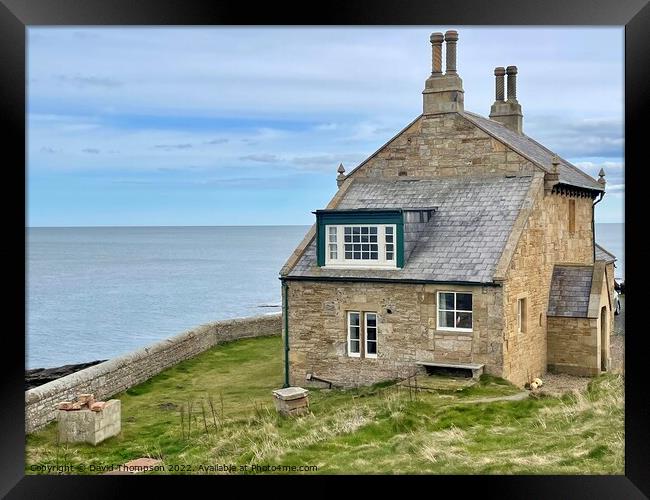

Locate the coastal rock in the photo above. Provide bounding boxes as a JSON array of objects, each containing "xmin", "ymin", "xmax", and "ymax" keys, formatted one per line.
[{"xmin": 25, "ymin": 360, "xmax": 107, "ymax": 391}]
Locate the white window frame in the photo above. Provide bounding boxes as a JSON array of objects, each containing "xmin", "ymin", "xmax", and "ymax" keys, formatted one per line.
[
  {"xmin": 347, "ymin": 311, "xmax": 361, "ymax": 358},
  {"xmin": 325, "ymin": 224, "xmax": 397, "ymax": 269},
  {"xmin": 364, "ymin": 312, "xmax": 378, "ymax": 359},
  {"xmin": 436, "ymin": 291, "xmax": 473, "ymax": 332},
  {"xmin": 346, "ymin": 311, "xmax": 378, "ymax": 359}
]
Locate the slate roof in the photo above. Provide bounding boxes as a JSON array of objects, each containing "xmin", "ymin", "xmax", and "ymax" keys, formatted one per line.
[
  {"xmin": 284, "ymin": 175, "xmax": 534, "ymax": 283},
  {"xmin": 461, "ymin": 112, "xmax": 604, "ymax": 192},
  {"xmin": 547, "ymin": 265, "xmax": 594, "ymax": 317},
  {"xmin": 595, "ymin": 243, "xmax": 616, "ymax": 263}
]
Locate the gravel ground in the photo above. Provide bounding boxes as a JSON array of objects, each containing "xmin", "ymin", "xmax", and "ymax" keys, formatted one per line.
[{"xmin": 534, "ymin": 298, "xmax": 625, "ymax": 396}]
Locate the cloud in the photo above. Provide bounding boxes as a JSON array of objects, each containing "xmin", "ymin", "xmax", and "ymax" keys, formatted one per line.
[
  {"xmin": 153, "ymin": 143, "xmax": 193, "ymax": 150},
  {"xmin": 82, "ymin": 148, "xmax": 100, "ymax": 154},
  {"xmin": 239, "ymin": 154, "xmax": 281, "ymax": 163},
  {"xmin": 290, "ymin": 153, "xmax": 365, "ymax": 169},
  {"xmin": 56, "ymin": 74, "xmax": 122, "ymax": 88},
  {"xmin": 40, "ymin": 146, "xmax": 57, "ymax": 153},
  {"xmin": 314, "ymin": 122, "xmax": 338, "ymax": 131},
  {"xmin": 526, "ymin": 116, "xmax": 623, "ymax": 159},
  {"xmin": 204, "ymin": 138, "xmax": 228, "ymax": 145}
]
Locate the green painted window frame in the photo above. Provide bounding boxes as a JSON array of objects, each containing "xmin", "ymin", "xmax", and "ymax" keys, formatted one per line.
[{"xmin": 315, "ymin": 210, "xmax": 404, "ymax": 268}]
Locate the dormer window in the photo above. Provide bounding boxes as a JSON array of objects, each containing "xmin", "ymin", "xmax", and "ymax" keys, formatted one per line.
[
  {"xmin": 325, "ymin": 224, "xmax": 397, "ymax": 268},
  {"xmin": 315, "ymin": 208, "xmax": 405, "ymax": 269}
]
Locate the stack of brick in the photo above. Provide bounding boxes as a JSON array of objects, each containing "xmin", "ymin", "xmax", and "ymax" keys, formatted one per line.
[{"xmin": 57, "ymin": 393, "xmax": 109, "ymax": 412}]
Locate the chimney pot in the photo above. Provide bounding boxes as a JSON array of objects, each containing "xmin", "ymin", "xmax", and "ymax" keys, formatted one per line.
[
  {"xmin": 444, "ymin": 30, "xmax": 459, "ymax": 75},
  {"xmin": 494, "ymin": 66, "xmax": 505, "ymax": 101},
  {"xmin": 506, "ymin": 65, "xmax": 518, "ymax": 101},
  {"xmin": 430, "ymin": 32, "xmax": 444, "ymax": 75}
]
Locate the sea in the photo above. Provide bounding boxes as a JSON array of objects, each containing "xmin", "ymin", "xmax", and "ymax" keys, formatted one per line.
[{"xmin": 26, "ymin": 223, "xmax": 624, "ymax": 369}]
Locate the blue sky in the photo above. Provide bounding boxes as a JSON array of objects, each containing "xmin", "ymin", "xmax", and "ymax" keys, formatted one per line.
[{"xmin": 27, "ymin": 27, "xmax": 624, "ymax": 226}]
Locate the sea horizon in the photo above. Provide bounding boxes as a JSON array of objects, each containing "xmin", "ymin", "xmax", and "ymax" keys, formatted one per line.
[{"xmin": 26, "ymin": 223, "xmax": 624, "ymax": 369}]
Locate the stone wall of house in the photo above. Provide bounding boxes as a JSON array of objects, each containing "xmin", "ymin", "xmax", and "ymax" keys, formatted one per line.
[
  {"xmin": 284, "ymin": 281, "xmax": 503, "ymax": 388},
  {"xmin": 605, "ymin": 261, "xmax": 616, "ymax": 334},
  {"xmin": 502, "ymin": 185, "xmax": 595, "ymax": 386},
  {"xmin": 352, "ymin": 114, "xmax": 536, "ymax": 180},
  {"xmin": 547, "ymin": 317, "xmax": 599, "ymax": 376},
  {"xmin": 26, "ymin": 314, "xmax": 281, "ymax": 433}
]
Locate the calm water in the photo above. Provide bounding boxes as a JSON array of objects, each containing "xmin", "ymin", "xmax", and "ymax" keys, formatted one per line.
[
  {"xmin": 26, "ymin": 223, "xmax": 624, "ymax": 369},
  {"xmin": 26, "ymin": 226, "xmax": 309, "ymax": 369}
]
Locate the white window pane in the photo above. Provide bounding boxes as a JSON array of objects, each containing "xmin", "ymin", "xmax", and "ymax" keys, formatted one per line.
[
  {"xmin": 366, "ymin": 341, "xmax": 377, "ymax": 355},
  {"xmin": 350, "ymin": 340, "xmax": 360, "ymax": 353}
]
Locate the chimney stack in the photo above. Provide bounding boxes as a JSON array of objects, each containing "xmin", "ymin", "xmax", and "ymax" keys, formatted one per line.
[
  {"xmin": 422, "ymin": 30, "xmax": 464, "ymax": 115},
  {"xmin": 489, "ymin": 65, "xmax": 523, "ymax": 134}
]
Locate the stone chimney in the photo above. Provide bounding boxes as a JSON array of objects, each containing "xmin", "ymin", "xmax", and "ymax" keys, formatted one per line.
[
  {"xmin": 489, "ymin": 65, "xmax": 523, "ymax": 134},
  {"xmin": 422, "ymin": 30, "xmax": 464, "ymax": 115}
]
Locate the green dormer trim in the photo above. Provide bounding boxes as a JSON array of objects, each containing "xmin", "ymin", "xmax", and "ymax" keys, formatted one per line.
[{"xmin": 314, "ymin": 209, "xmax": 404, "ymax": 268}]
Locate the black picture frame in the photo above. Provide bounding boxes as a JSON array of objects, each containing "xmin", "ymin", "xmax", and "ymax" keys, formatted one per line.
[{"xmin": 3, "ymin": 0, "xmax": 647, "ymax": 497}]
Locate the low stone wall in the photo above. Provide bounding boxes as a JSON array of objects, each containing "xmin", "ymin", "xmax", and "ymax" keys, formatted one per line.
[{"xmin": 26, "ymin": 314, "xmax": 281, "ymax": 433}]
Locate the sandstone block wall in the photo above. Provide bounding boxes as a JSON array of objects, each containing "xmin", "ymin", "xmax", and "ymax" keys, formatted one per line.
[
  {"xmin": 352, "ymin": 114, "xmax": 536, "ymax": 180},
  {"xmin": 26, "ymin": 314, "xmax": 281, "ymax": 433},
  {"xmin": 502, "ymin": 184, "xmax": 594, "ymax": 386},
  {"xmin": 547, "ymin": 317, "xmax": 599, "ymax": 376},
  {"xmin": 285, "ymin": 281, "xmax": 503, "ymax": 388}
]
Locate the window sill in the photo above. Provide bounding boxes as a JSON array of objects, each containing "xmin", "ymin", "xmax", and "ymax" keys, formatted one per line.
[
  {"xmin": 435, "ymin": 328, "xmax": 473, "ymax": 335},
  {"xmin": 324, "ymin": 264, "xmax": 399, "ymax": 270}
]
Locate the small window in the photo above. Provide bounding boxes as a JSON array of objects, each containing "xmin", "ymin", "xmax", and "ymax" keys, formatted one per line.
[
  {"xmin": 347, "ymin": 311, "xmax": 378, "ymax": 358},
  {"xmin": 328, "ymin": 226, "xmax": 338, "ymax": 259},
  {"xmin": 347, "ymin": 311, "xmax": 361, "ymax": 357},
  {"xmin": 568, "ymin": 199, "xmax": 576, "ymax": 234},
  {"xmin": 517, "ymin": 297, "xmax": 528, "ymax": 334},
  {"xmin": 365, "ymin": 313, "xmax": 377, "ymax": 358},
  {"xmin": 437, "ymin": 292, "xmax": 473, "ymax": 332},
  {"xmin": 385, "ymin": 226, "xmax": 394, "ymax": 261}
]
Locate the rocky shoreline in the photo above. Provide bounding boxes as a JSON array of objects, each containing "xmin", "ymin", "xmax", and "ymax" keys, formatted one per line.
[{"xmin": 25, "ymin": 360, "xmax": 106, "ymax": 391}]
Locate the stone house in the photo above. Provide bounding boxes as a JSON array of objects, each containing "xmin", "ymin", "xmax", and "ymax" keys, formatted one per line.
[{"xmin": 279, "ymin": 30, "xmax": 616, "ymax": 388}]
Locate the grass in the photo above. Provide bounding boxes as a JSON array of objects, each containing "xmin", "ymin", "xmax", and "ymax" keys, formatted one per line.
[{"xmin": 25, "ymin": 335, "xmax": 624, "ymax": 475}]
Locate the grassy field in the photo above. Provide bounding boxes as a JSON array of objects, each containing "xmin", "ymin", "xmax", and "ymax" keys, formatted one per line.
[{"xmin": 26, "ymin": 335, "xmax": 624, "ymax": 475}]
